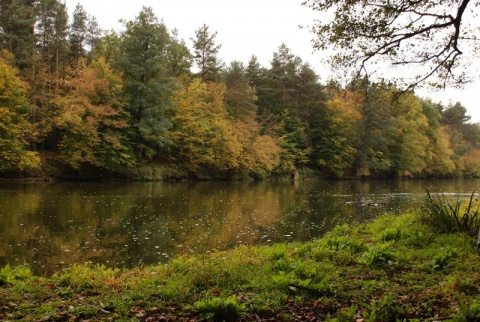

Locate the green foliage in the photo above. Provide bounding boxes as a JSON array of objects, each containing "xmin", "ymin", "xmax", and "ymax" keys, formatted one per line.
[
  {"xmin": 117, "ymin": 7, "xmax": 176, "ymax": 158},
  {"xmin": 360, "ymin": 244, "xmax": 396, "ymax": 268},
  {"xmin": 0, "ymin": 264, "xmax": 32, "ymax": 285},
  {"xmin": 1, "ymin": 0, "xmax": 479, "ymax": 180},
  {"xmin": 326, "ymin": 235, "xmax": 367, "ymax": 254},
  {"xmin": 193, "ymin": 295, "xmax": 246, "ymax": 321},
  {"xmin": 353, "ymin": 83, "xmax": 395, "ymax": 176},
  {"xmin": 420, "ymin": 190, "xmax": 480, "ymax": 237},
  {"xmin": 55, "ymin": 263, "xmax": 120, "ymax": 291},
  {"xmin": 362, "ymin": 293, "xmax": 408, "ymax": 322},
  {"xmin": 223, "ymin": 61, "xmax": 256, "ymax": 120},
  {"xmin": 0, "ymin": 0, "xmax": 36, "ymax": 69},
  {"xmin": 192, "ymin": 24, "xmax": 222, "ymax": 82},
  {"xmin": 327, "ymin": 304, "xmax": 357, "ymax": 322},
  {"xmin": 432, "ymin": 247, "xmax": 457, "ymax": 271},
  {"xmin": 2, "ymin": 212, "xmax": 480, "ymax": 320},
  {"xmin": 380, "ymin": 227, "xmax": 402, "ymax": 242},
  {"xmin": 453, "ymin": 301, "xmax": 480, "ymax": 322},
  {"xmin": 271, "ymin": 270, "xmax": 332, "ymax": 297},
  {"xmin": 277, "ymin": 109, "xmax": 311, "ymax": 172}
]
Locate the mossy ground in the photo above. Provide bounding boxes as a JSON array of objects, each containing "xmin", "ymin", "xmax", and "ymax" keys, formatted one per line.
[{"xmin": 1, "ymin": 212, "xmax": 479, "ymax": 321}]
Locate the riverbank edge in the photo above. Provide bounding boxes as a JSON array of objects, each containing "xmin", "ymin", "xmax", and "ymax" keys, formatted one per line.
[
  {"xmin": 1, "ymin": 212, "xmax": 479, "ymax": 321},
  {"xmin": 2, "ymin": 153, "xmax": 473, "ymax": 182}
]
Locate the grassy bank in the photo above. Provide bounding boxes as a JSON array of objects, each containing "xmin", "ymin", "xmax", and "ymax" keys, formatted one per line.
[{"xmin": 1, "ymin": 212, "xmax": 479, "ymax": 321}]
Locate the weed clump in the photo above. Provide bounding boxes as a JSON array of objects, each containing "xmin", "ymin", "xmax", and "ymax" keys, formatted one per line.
[
  {"xmin": 193, "ymin": 295, "xmax": 246, "ymax": 321},
  {"xmin": 420, "ymin": 190, "xmax": 480, "ymax": 237}
]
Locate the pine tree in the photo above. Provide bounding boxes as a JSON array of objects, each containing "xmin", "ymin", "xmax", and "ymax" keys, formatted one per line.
[
  {"xmin": 0, "ymin": 0, "xmax": 35, "ymax": 71},
  {"xmin": 69, "ymin": 3, "xmax": 88, "ymax": 63},
  {"xmin": 192, "ymin": 24, "xmax": 221, "ymax": 82},
  {"xmin": 117, "ymin": 7, "xmax": 175, "ymax": 159}
]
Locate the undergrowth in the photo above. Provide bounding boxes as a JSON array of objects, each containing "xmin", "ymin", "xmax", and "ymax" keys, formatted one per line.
[{"xmin": 1, "ymin": 211, "xmax": 479, "ymax": 321}]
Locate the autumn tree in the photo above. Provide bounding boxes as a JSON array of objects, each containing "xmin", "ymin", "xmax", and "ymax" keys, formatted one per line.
[
  {"xmin": 310, "ymin": 86, "xmax": 361, "ymax": 177},
  {"xmin": 388, "ymin": 92, "xmax": 430, "ymax": 176},
  {"xmin": 420, "ymin": 99, "xmax": 455, "ymax": 176},
  {"xmin": 439, "ymin": 102, "xmax": 480, "ymax": 175},
  {"xmin": 231, "ymin": 117, "xmax": 282, "ymax": 178},
  {"xmin": 169, "ymin": 78, "xmax": 241, "ymax": 175},
  {"xmin": 304, "ymin": 0, "xmax": 479, "ymax": 89},
  {"xmin": 0, "ymin": 52, "xmax": 40, "ymax": 172},
  {"xmin": 55, "ymin": 58, "xmax": 134, "ymax": 171}
]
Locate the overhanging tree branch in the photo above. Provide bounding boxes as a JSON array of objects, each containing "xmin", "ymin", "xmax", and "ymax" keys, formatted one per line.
[{"xmin": 304, "ymin": 0, "xmax": 478, "ymax": 89}]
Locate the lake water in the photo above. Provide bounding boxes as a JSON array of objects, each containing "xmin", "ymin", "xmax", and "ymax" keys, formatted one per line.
[{"xmin": 1, "ymin": 179, "xmax": 479, "ymax": 275}]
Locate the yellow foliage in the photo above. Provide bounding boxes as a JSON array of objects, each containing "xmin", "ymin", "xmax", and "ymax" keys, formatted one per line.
[
  {"xmin": 460, "ymin": 148, "xmax": 480, "ymax": 177},
  {"xmin": 171, "ymin": 78, "xmax": 281, "ymax": 176},
  {"xmin": 0, "ymin": 54, "xmax": 40, "ymax": 171},
  {"xmin": 55, "ymin": 58, "xmax": 132, "ymax": 170}
]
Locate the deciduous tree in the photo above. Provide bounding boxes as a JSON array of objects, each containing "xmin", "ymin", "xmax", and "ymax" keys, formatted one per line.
[
  {"xmin": 0, "ymin": 52, "xmax": 40, "ymax": 172},
  {"xmin": 170, "ymin": 78, "xmax": 241, "ymax": 174},
  {"xmin": 55, "ymin": 58, "xmax": 134, "ymax": 171},
  {"xmin": 310, "ymin": 86, "xmax": 361, "ymax": 177},
  {"xmin": 304, "ymin": 0, "xmax": 479, "ymax": 89}
]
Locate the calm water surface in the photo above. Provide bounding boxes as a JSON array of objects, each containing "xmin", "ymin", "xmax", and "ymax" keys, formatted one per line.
[{"xmin": 1, "ymin": 179, "xmax": 479, "ymax": 275}]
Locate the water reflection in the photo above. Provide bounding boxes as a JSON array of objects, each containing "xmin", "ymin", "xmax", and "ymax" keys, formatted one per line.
[{"xmin": 0, "ymin": 179, "xmax": 479, "ymax": 275}]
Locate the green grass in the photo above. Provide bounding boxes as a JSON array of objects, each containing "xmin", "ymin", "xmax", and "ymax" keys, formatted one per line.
[{"xmin": 1, "ymin": 211, "xmax": 479, "ymax": 321}]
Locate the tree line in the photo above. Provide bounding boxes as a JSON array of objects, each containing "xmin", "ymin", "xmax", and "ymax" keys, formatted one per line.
[{"xmin": 1, "ymin": 2, "xmax": 479, "ymax": 179}]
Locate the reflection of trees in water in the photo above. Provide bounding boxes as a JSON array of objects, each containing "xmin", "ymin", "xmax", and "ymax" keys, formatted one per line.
[{"xmin": 1, "ymin": 179, "xmax": 479, "ymax": 275}]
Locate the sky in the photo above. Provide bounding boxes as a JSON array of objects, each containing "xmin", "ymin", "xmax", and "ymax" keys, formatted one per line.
[{"xmin": 65, "ymin": 0, "xmax": 479, "ymax": 122}]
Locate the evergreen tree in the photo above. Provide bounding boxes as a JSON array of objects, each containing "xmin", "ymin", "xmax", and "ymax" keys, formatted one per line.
[
  {"xmin": 192, "ymin": 24, "xmax": 221, "ymax": 82},
  {"xmin": 223, "ymin": 61, "xmax": 256, "ymax": 120},
  {"xmin": 85, "ymin": 15, "xmax": 102, "ymax": 61},
  {"xmin": 68, "ymin": 3, "xmax": 88, "ymax": 63},
  {"xmin": 0, "ymin": 0, "xmax": 35, "ymax": 71},
  {"xmin": 352, "ymin": 81, "xmax": 396, "ymax": 176},
  {"xmin": 30, "ymin": 0, "xmax": 68, "ymax": 151},
  {"xmin": 117, "ymin": 6, "xmax": 175, "ymax": 159},
  {"xmin": 165, "ymin": 29, "xmax": 192, "ymax": 77}
]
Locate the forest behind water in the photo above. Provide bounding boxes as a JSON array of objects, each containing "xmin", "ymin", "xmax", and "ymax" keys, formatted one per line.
[{"xmin": 1, "ymin": 1, "xmax": 479, "ymax": 180}]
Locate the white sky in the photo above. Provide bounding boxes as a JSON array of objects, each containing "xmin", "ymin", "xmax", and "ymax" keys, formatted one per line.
[{"xmin": 65, "ymin": 0, "xmax": 480, "ymax": 122}]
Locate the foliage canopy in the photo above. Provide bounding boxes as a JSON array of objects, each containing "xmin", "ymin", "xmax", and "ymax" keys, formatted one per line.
[{"xmin": 303, "ymin": 0, "xmax": 479, "ymax": 89}]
